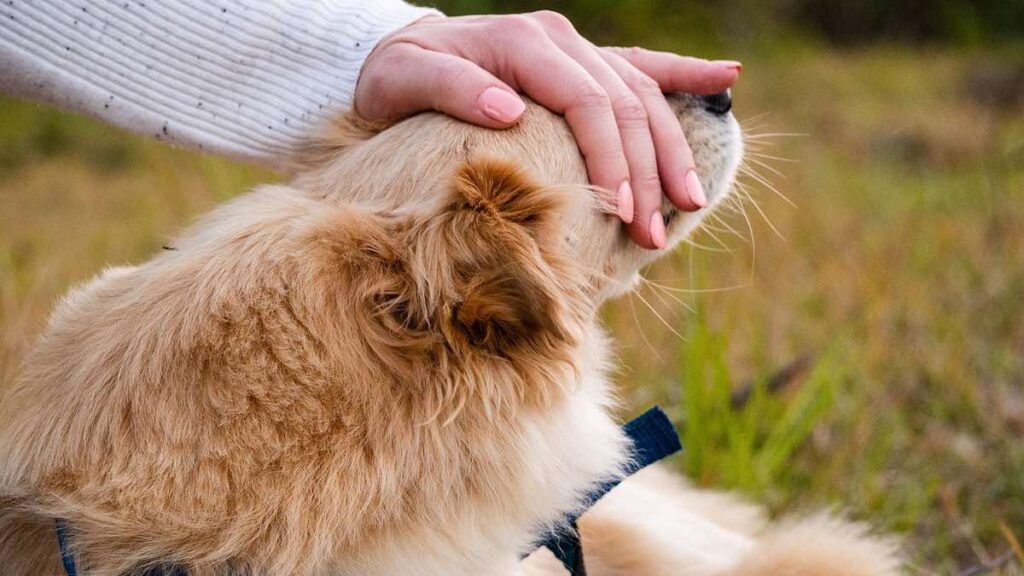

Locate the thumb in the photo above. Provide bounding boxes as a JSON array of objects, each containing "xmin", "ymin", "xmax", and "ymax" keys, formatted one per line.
[{"xmin": 355, "ymin": 42, "xmax": 525, "ymax": 128}]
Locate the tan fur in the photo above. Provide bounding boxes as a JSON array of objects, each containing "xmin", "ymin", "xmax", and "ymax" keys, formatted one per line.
[
  {"xmin": 522, "ymin": 465, "xmax": 901, "ymax": 576},
  {"xmin": 0, "ymin": 96, "xmax": 899, "ymax": 575},
  {"xmin": 720, "ymin": 514, "xmax": 902, "ymax": 576}
]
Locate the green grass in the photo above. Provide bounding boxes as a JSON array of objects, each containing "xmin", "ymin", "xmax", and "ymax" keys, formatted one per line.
[
  {"xmin": 678, "ymin": 310, "xmax": 838, "ymax": 495},
  {"xmin": 605, "ymin": 46, "xmax": 1024, "ymax": 573},
  {"xmin": 1, "ymin": 43, "xmax": 1023, "ymax": 574}
]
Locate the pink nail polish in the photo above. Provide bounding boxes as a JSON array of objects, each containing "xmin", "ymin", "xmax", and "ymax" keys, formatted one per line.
[
  {"xmin": 712, "ymin": 60, "xmax": 743, "ymax": 72},
  {"xmin": 617, "ymin": 180, "xmax": 634, "ymax": 224},
  {"xmin": 686, "ymin": 169, "xmax": 707, "ymax": 209},
  {"xmin": 649, "ymin": 212, "xmax": 666, "ymax": 249},
  {"xmin": 477, "ymin": 87, "xmax": 526, "ymax": 123}
]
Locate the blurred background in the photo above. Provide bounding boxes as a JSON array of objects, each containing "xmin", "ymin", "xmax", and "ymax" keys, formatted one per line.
[{"xmin": 1, "ymin": 1, "xmax": 1022, "ymax": 573}]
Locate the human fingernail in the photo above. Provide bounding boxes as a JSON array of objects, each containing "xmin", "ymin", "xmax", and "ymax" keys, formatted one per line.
[
  {"xmin": 712, "ymin": 60, "xmax": 743, "ymax": 72},
  {"xmin": 616, "ymin": 180, "xmax": 634, "ymax": 224},
  {"xmin": 649, "ymin": 212, "xmax": 666, "ymax": 249},
  {"xmin": 477, "ymin": 87, "xmax": 526, "ymax": 123},
  {"xmin": 686, "ymin": 169, "xmax": 707, "ymax": 209}
]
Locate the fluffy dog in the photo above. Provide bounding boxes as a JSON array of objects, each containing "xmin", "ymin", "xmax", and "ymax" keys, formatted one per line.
[{"xmin": 0, "ymin": 93, "xmax": 900, "ymax": 575}]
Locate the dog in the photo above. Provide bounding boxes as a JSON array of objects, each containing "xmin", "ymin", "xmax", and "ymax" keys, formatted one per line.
[{"xmin": 0, "ymin": 91, "xmax": 900, "ymax": 575}]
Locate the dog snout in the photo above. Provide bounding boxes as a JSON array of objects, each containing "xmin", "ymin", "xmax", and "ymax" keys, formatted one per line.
[{"xmin": 699, "ymin": 91, "xmax": 732, "ymax": 116}]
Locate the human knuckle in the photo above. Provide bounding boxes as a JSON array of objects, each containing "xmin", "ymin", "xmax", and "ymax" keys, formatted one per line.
[
  {"xmin": 501, "ymin": 14, "xmax": 543, "ymax": 37},
  {"xmin": 624, "ymin": 46, "xmax": 647, "ymax": 60},
  {"xmin": 614, "ymin": 96, "xmax": 648, "ymax": 125},
  {"xmin": 533, "ymin": 10, "xmax": 574, "ymax": 33},
  {"xmin": 374, "ymin": 42, "xmax": 415, "ymax": 69},
  {"xmin": 574, "ymin": 85, "xmax": 611, "ymax": 111},
  {"xmin": 631, "ymin": 73, "xmax": 661, "ymax": 95},
  {"xmin": 359, "ymin": 55, "xmax": 395, "ymax": 93},
  {"xmin": 636, "ymin": 171, "xmax": 662, "ymax": 192}
]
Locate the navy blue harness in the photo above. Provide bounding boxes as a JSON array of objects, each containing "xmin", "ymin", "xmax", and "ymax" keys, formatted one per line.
[
  {"xmin": 56, "ymin": 407, "xmax": 680, "ymax": 576},
  {"xmin": 532, "ymin": 406, "xmax": 682, "ymax": 575}
]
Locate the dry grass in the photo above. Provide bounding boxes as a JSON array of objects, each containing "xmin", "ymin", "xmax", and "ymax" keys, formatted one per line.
[{"xmin": 1, "ymin": 46, "xmax": 1022, "ymax": 573}]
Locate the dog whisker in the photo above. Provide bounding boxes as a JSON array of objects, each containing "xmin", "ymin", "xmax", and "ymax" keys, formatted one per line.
[
  {"xmin": 638, "ymin": 277, "xmax": 752, "ymax": 295},
  {"xmin": 738, "ymin": 111, "xmax": 773, "ymax": 127},
  {"xmin": 729, "ymin": 185, "xmax": 759, "ymax": 285},
  {"xmin": 680, "ymin": 236, "xmax": 737, "ymax": 253},
  {"xmin": 631, "ymin": 286, "xmax": 686, "ymax": 341},
  {"xmin": 744, "ymin": 156, "xmax": 789, "ymax": 181},
  {"xmin": 743, "ymin": 131, "xmax": 808, "ymax": 139},
  {"xmin": 739, "ymin": 164, "xmax": 796, "ymax": 209},
  {"xmin": 735, "ymin": 179, "xmax": 786, "ymax": 241},
  {"xmin": 746, "ymin": 150, "xmax": 798, "ymax": 163},
  {"xmin": 627, "ymin": 293, "xmax": 667, "ymax": 361},
  {"xmin": 705, "ymin": 211, "xmax": 750, "ymax": 245},
  {"xmin": 637, "ymin": 275, "xmax": 694, "ymax": 313}
]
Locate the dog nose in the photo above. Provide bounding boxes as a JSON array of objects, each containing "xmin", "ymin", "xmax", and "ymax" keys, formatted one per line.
[{"xmin": 700, "ymin": 91, "xmax": 732, "ymax": 115}]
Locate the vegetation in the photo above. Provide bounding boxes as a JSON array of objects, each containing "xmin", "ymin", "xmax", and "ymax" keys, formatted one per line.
[{"xmin": 2, "ymin": 2, "xmax": 1022, "ymax": 573}]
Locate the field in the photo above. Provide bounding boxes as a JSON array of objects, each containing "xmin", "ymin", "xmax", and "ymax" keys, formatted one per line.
[{"xmin": 2, "ymin": 34, "xmax": 1023, "ymax": 575}]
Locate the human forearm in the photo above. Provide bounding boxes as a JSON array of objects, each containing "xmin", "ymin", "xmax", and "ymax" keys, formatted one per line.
[{"xmin": 0, "ymin": 0, "xmax": 437, "ymax": 171}]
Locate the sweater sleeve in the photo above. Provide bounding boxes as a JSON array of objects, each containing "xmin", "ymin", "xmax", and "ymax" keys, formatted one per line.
[{"xmin": 0, "ymin": 0, "xmax": 439, "ymax": 172}]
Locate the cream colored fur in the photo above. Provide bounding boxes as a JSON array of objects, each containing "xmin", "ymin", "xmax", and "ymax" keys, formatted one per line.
[{"xmin": 0, "ymin": 96, "xmax": 899, "ymax": 575}]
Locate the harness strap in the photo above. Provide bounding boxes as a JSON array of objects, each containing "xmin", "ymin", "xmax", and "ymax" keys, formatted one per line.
[
  {"xmin": 55, "ymin": 407, "xmax": 681, "ymax": 576},
  {"xmin": 55, "ymin": 519, "xmax": 78, "ymax": 576},
  {"xmin": 534, "ymin": 406, "xmax": 682, "ymax": 575}
]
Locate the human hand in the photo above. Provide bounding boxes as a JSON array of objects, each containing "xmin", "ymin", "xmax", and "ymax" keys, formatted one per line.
[{"xmin": 354, "ymin": 11, "xmax": 740, "ymax": 249}]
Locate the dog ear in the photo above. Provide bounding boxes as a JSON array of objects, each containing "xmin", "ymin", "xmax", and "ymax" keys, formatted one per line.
[
  {"xmin": 452, "ymin": 249, "xmax": 562, "ymax": 352},
  {"xmin": 405, "ymin": 158, "xmax": 581, "ymax": 355}
]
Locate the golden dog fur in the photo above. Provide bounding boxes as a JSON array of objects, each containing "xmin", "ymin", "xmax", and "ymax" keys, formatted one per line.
[{"xmin": 0, "ymin": 96, "xmax": 900, "ymax": 575}]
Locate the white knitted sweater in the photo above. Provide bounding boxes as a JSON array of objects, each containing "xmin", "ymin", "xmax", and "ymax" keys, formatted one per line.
[{"xmin": 0, "ymin": 0, "xmax": 438, "ymax": 171}]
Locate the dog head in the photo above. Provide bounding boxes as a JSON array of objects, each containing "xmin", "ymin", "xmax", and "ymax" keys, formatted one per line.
[{"xmin": 300, "ymin": 90, "xmax": 742, "ymax": 317}]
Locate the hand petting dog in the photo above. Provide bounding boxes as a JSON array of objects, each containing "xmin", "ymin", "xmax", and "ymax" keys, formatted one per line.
[{"xmin": 354, "ymin": 11, "xmax": 741, "ymax": 249}]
